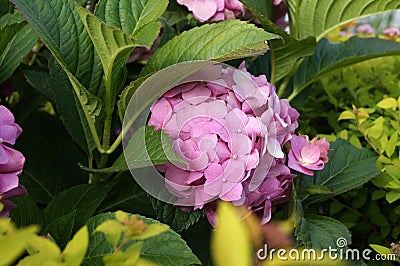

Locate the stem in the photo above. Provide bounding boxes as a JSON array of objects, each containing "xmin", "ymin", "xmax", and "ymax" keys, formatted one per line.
[{"xmin": 277, "ymin": 58, "xmax": 304, "ymax": 99}]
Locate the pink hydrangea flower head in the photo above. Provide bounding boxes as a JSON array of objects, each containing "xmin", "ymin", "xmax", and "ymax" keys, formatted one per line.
[
  {"xmin": 383, "ymin": 27, "xmax": 400, "ymax": 38},
  {"xmin": 0, "ymin": 105, "xmax": 26, "ymax": 217},
  {"xmin": 148, "ymin": 62, "xmax": 299, "ymax": 224},
  {"xmin": 288, "ymin": 135, "xmax": 330, "ymax": 176},
  {"xmin": 356, "ymin": 24, "xmax": 375, "ymax": 34},
  {"xmin": 177, "ymin": 0, "xmax": 243, "ymax": 22}
]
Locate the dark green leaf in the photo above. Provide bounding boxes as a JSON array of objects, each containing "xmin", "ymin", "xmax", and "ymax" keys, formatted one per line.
[
  {"xmin": 299, "ymin": 139, "xmax": 380, "ymax": 205},
  {"xmin": 97, "ymin": 173, "xmax": 155, "ymax": 217},
  {"xmin": 150, "ymin": 197, "xmax": 204, "ymax": 232},
  {"xmin": 292, "ymin": 37, "xmax": 400, "ymax": 101},
  {"xmin": 141, "ymin": 20, "xmax": 279, "ymax": 75},
  {"xmin": 295, "ymin": 214, "xmax": 351, "ymax": 249},
  {"xmin": 0, "ymin": 22, "xmax": 37, "ymax": 84},
  {"xmin": 45, "ymin": 183, "xmax": 113, "ymax": 232},
  {"xmin": 10, "ymin": 195, "xmax": 44, "ymax": 228},
  {"xmin": 11, "ymin": 0, "xmax": 104, "ymax": 95},
  {"xmin": 43, "ymin": 211, "xmax": 76, "ymax": 249}
]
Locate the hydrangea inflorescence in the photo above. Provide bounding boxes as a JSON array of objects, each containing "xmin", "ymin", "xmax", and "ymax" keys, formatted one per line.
[
  {"xmin": 147, "ymin": 62, "xmax": 328, "ymax": 224},
  {"xmin": 177, "ymin": 0, "xmax": 244, "ymax": 22},
  {"xmin": 0, "ymin": 105, "xmax": 27, "ymax": 216}
]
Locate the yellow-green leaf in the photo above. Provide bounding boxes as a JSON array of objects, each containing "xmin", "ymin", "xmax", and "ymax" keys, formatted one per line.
[
  {"xmin": 386, "ymin": 132, "xmax": 398, "ymax": 158},
  {"xmin": 370, "ymin": 244, "xmax": 392, "ymax": 256},
  {"xmin": 94, "ymin": 220, "xmax": 125, "ymax": 246},
  {"xmin": 129, "ymin": 224, "xmax": 169, "ymax": 241},
  {"xmin": 377, "ymin": 98, "xmax": 398, "ymax": 109},
  {"xmin": 63, "ymin": 226, "xmax": 89, "ymax": 266},
  {"xmin": 338, "ymin": 110, "xmax": 355, "ymax": 120},
  {"xmin": 211, "ymin": 202, "xmax": 252, "ymax": 266},
  {"xmin": 115, "ymin": 210, "xmax": 129, "ymax": 223},
  {"xmin": 386, "ymin": 191, "xmax": 400, "ymax": 203},
  {"xmin": 365, "ymin": 116, "xmax": 385, "ymax": 139},
  {"xmin": 103, "ymin": 242, "xmax": 142, "ymax": 266}
]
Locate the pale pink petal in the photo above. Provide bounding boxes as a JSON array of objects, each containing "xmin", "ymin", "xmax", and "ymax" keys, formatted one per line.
[
  {"xmin": 229, "ymin": 134, "xmax": 252, "ymax": 156},
  {"xmin": 301, "ymin": 145, "xmax": 320, "ymax": 164},
  {"xmin": 0, "ymin": 173, "xmax": 19, "ymax": 194},
  {"xmin": 220, "ymin": 182, "xmax": 243, "ymax": 201},
  {"xmin": 267, "ymin": 138, "xmax": 284, "ymax": 158},
  {"xmin": 182, "ymin": 83, "xmax": 211, "ymax": 105}
]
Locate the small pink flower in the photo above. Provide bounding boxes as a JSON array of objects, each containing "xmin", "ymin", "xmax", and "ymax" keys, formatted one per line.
[
  {"xmin": 177, "ymin": 0, "xmax": 243, "ymax": 22},
  {"xmin": 288, "ymin": 135, "xmax": 330, "ymax": 176},
  {"xmin": 356, "ymin": 24, "xmax": 375, "ymax": 34},
  {"xmin": 383, "ymin": 27, "xmax": 400, "ymax": 38}
]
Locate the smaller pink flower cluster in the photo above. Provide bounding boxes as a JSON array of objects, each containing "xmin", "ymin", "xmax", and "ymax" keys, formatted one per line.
[
  {"xmin": 356, "ymin": 24, "xmax": 376, "ymax": 34},
  {"xmin": 383, "ymin": 27, "xmax": 400, "ymax": 39},
  {"xmin": 288, "ymin": 135, "xmax": 329, "ymax": 176},
  {"xmin": 177, "ymin": 0, "xmax": 244, "ymax": 22},
  {"xmin": 0, "ymin": 105, "xmax": 27, "ymax": 216}
]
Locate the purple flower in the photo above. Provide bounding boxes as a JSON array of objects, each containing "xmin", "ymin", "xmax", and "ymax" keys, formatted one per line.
[
  {"xmin": 177, "ymin": 0, "xmax": 243, "ymax": 22},
  {"xmin": 148, "ymin": 62, "xmax": 299, "ymax": 224},
  {"xmin": 383, "ymin": 27, "xmax": 400, "ymax": 38},
  {"xmin": 0, "ymin": 105, "xmax": 26, "ymax": 217},
  {"xmin": 288, "ymin": 135, "xmax": 330, "ymax": 176},
  {"xmin": 356, "ymin": 24, "xmax": 375, "ymax": 34}
]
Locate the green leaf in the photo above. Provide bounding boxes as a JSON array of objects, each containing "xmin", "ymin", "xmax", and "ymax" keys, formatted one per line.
[
  {"xmin": 386, "ymin": 131, "xmax": 397, "ymax": 158},
  {"xmin": 386, "ymin": 190, "xmax": 400, "ymax": 203},
  {"xmin": 0, "ymin": 22, "xmax": 37, "ymax": 84},
  {"xmin": 129, "ymin": 223, "xmax": 169, "ymax": 241},
  {"xmin": 97, "ymin": 173, "xmax": 155, "ymax": 217},
  {"xmin": 141, "ymin": 19, "xmax": 279, "ymax": 75},
  {"xmin": 291, "ymin": 37, "xmax": 400, "ymax": 101},
  {"xmin": 369, "ymin": 244, "xmax": 392, "ymax": 256},
  {"xmin": 45, "ymin": 183, "xmax": 113, "ymax": 233},
  {"xmin": 94, "ymin": 0, "xmax": 168, "ymax": 38},
  {"xmin": 10, "ymin": 0, "xmax": 104, "ymax": 95},
  {"xmin": 77, "ymin": 7, "xmax": 140, "ymax": 115},
  {"xmin": 43, "ymin": 211, "xmax": 76, "ymax": 250},
  {"xmin": 338, "ymin": 110, "xmax": 356, "ymax": 120},
  {"xmin": 377, "ymin": 97, "xmax": 398, "ymax": 109},
  {"xmin": 117, "ymin": 75, "xmax": 150, "ymax": 122},
  {"xmin": 297, "ymin": 0, "xmax": 400, "ymax": 39},
  {"xmin": 94, "ymin": 220, "xmax": 125, "ymax": 246},
  {"xmin": 63, "ymin": 226, "xmax": 89, "ymax": 266},
  {"xmin": 25, "ymin": 62, "xmax": 100, "ymax": 153},
  {"xmin": 211, "ymin": 202, "xmax": 252, "ymax": 266},
  {"xmin": 84, "ymin": 213, "xmax": 201, "ymax": 266},
  {"xmin": 0, "ymin": 10, "xmax": 24, "ymax": 26},
  {"xmin": 299, "ymin": 139, "xmax": 380, "ymax": 205},
  {"xmin": 12, "ymin": 0, "xmax": 105, "ymax": 153},
  {"xmin": 299, "ymin": 185, "xmax": 334, "ymax": 196},
  {"xmin": 150, "ymin": 197, "xmax": 204, "ymax": 232},
  {"xmin": 10, "ymin": 195, "xmax": 44, "ymax": 228},
  {"xmin": 134, "ymin": 21, "xmax": 161, "ymax": 48},
  {"xmin": 238, "ymin": 0, "xmax": 273, "ymax": 19},
  {"xmin": 103, "ymin": 242, "xmax": 141, "ymax": 266},
  {"xmin": 295, "ymin": 214, "xmax": 351, "ymax": 249}
]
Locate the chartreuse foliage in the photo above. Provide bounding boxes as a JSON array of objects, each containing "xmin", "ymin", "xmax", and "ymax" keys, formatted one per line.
[{"xmin": 0, "ymin": 211, "xmax": 197, "ymax": 265}]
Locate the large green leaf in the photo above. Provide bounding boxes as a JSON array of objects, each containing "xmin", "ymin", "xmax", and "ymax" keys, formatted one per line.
[
  {"xmin": 10, "ymin": 195, "xmax": 44, "ymax": 228},
  {"xmin": 97, "ymin": 173, "xmax": 155, "ymax": 217},
  {"xmin": 297, "ymin": 0, "xmax": 400, "ymax": 39},
  {"xmin": 150, "ymin": 197, "xmax": 204, "ymax": 232},
  {"xmin": 291, "ymin": 37, "xmax": 400, "ymax": 101},
  {"xmin": 10, "ymin": 0, "xmax": 103, "ymax": 95},
  {"xmin": 77, "ymin": 7, "xmax": 141, "ymax": 116},
  {"xmin": 240, "ymin": 0, "xmax": 317, "ymax": 83},
  {"xmin": 44, "ymin": 183, "xmax": 113, "ymax": 233},
  {"xmin": 25, "ymin": 61, "xmax": 102, "ymax": 154},
  {"xmin": 94, "ymin": 0, "xmax": 168, "ymax": 46},
  {"xmin": 141, "ymin": 19, "xmax": 279, "ymax": 75},
  {"xmin": 83, "ymin": 213, "xmax": 201, "ymax": 266},
  {"xmin": 43, "ymin": 211, "xmax": 77, "ymax": 249},
  {"xmin": 295, "ymin": 214, "xmax": 351, "ymax": 249},
  {"xmin": 299, "ymin": 139, "xmax": 380, "ymax": 205},
  {"xmin": 0, "ymin": 22, "xmax": 37, "ymax": 84}
]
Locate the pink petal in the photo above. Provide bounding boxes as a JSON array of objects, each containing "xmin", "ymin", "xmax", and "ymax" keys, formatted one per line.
[
  {"xmin": 207, "ymin": 81, "xmax": 229, "ymax": 96},
  {"xmin": 216, "ymin": 140, "xmax": 230, "ymax": 162},
  {"xmin": 204, "ymin": 163, "xmax": 223, "ymax": 180},
  {"xmin": 290, "ymin": 135, "xmax": 308, "ymax": 159},
  {"xmin": 248, "ymin": 153, "xmax": 273, "ymax": 191},
  {"xmin": 229, "ymin": 134, "xmax": 252, "ymax": 156},
  {"xmin": 301, "ymin": 145, "xmax": 320, "ymax": 164},
  {"xmin": 0, "ymin": 145, "xmax": 25, "ymax": 173},
  {"xmin": 220, "ymin": 182, "xmax": 243, "ymax": 201},
  {"xmin": 0, "ymin": 173, "xmax": 19, "ymax": 194},
  {"xmin": 225, "ymin": 108, "xmax": 248, "ymax": 133},
  {"xmin": 0, "ymin": 106, "xmax": 15, "ymax": 125},
  {"xmin": 182, "ymin": 83, "xmax": 211, "ymax": 105},
  {"xmin": 267, "ymin": 138, "xmax": 284, "ymax": 158},
  {"xmin": 223, "ymin": 159, "xmax": 245, "ymax": 183},
  {"xmin": 149, "ymin": 98, "xmax": 172, "ymax": 128},
  {"xmin": 288, "ymin": 150, "xmax": 314, "ymax": 176}
]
